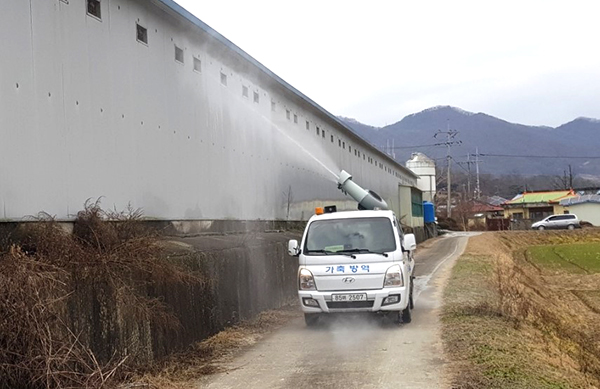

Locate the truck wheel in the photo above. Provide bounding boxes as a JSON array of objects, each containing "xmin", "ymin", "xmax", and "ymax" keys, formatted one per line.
[
  {"xmin": 386, "ymin": 310, "xmax": 402, "ymax": 325},
  {"xmin": 409, "ymin": 278, "xmax": 415, "ymax": 309},
  {"xmin": 304, "ymin": 313, "xmax": 319, "ymax": 327},
  {"xmin": 401, "ymin": 305, "xmax": 412, "ymax": 324}
]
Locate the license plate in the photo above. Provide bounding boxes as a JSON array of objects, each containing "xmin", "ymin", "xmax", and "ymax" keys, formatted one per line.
[{"xmin": 331, "ymin": 293, "xmax": 367, "ymax": 302}]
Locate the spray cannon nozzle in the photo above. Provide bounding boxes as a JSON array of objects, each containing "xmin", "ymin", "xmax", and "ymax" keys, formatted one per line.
[
  {"xmin": 337, "ymin": 170, "xmax": 389, "ymax": 211},
  {"xmin": 337, "ymin": 170, "xmax": 353, "ymax": 192}
]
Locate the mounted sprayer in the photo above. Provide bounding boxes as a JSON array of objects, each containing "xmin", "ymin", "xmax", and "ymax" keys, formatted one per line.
[{"xmin": 337, "ymin": 170, "xmax": 388, "ymax": 211}]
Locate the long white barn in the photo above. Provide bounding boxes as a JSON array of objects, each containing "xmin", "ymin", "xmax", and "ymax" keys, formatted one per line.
[{"xmin": 1, "ymin": 0, "xmax": 422, "ymax": 228}]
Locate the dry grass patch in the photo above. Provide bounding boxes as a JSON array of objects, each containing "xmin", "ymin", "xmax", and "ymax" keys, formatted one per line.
[
  {"xmin": 0, "ymin": 200, "xmax": 203, "ymax": 389},
  {"xmin": 442, "ymin": 232, "xmax": 600, "ymax": 389},
  {"xmin": 571, "ymin": 290, "xmax": 600, "ymax": 314}
]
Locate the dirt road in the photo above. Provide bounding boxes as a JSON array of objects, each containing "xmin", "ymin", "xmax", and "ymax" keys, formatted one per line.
[{"xmin": 197, "ymin": 232, "xmax": 472, "ymax": 389}]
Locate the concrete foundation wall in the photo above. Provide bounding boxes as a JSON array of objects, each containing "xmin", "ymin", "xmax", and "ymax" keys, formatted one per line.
[{"xmin": 64, "ymin": 231, "xmax": 300, "ymax": 364}]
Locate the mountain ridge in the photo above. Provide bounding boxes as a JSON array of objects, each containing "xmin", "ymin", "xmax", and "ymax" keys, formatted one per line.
[{"xmin": 339, "ymin": 106, "xmax": 600, "ymax": 176}]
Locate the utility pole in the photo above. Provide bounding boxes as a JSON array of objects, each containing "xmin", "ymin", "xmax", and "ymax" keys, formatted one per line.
[
  {"xmin": 569, "ymin": 164, "xmax": 573, "ymax": 189},
  {"xmin": 474, "ymin": 147, "xmax": 482, "ymax": 199},
  {"xmin": 459, "ymin": 148, "xmax": 483, "ymax": 199},
  {"xmin": 434, "ymin": 125, "xmax": 461, "ymax": 217},
  {"xmin": 457, "ymin": 153, "xmax": 474, "ymax": 199}
]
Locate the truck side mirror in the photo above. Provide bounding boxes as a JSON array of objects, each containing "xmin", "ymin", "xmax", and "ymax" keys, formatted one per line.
[
  {"xmin": 288, "ymin": 240, "xmax": 300, "ymax": 256},
  {"xmin": 403, "ymin": 234, "xmax": 417, "ymax": 251}
]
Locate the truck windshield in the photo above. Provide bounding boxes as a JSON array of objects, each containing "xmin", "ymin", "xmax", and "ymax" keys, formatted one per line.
[{"xmin": 304, "ymin": 217, "xmax": 396, "ymax": 255}]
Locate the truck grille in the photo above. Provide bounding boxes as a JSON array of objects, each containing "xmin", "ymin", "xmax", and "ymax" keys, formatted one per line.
[{"xmin": 327, "ymin": 301, "xmax": 374, "ymax": 309}]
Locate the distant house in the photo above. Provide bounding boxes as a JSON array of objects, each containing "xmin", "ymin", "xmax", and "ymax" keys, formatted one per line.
[
  {"xmin": 468, "ymin": 201, "xmax": 504, "ymax": 229},
  {"xmin": 453, "ymin": 200, "xmax": 504, "ymax": 230},
  {"xmin": 503, "ymin": 190, "xmax": 577, "ymax": 222},
  {"xmin": 560, "ymin": 195, "xmax": 600, "ymax": 226},
  {"xmin": 480, "ymin": 195, "xmax": 508, "ymax": 207}
]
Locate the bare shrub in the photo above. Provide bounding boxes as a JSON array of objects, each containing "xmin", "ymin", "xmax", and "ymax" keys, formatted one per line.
[{"xmin": 0, "ymin": 200, "xmax": 203, "ymax": 388}]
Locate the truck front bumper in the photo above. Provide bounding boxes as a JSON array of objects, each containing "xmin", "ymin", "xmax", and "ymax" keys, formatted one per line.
[{"xmin": 298, "ymin": 287, "xmax": 409, "ymax": 314}]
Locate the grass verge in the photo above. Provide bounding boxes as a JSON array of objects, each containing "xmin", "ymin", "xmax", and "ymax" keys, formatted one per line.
[{"xmin": 442, "ymin": 231, "xmax": 600, "ymax": 389}]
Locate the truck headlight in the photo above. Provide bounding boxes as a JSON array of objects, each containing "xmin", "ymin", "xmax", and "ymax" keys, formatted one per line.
[
  {"xmin": 299, "ymin": 268, "xmax": 316, "ymax": 290},
  {"xmin": 384, "ymin": 265, "xmax": 403, "ymax": 287}
]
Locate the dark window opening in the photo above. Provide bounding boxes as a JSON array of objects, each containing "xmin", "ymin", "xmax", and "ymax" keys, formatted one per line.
[
  {"xmin": 220, "ymin": 72, "xmax": 227, "ymax": 86},
  {"xmin": 316, "ymin": 127, "xmax": 320, "ymax": 136},
  {"xmin": 136, "ymin": 24, "xmax": 147, "ymax": 44},
  {"xmin": 193, "ymin": 57, "xmax": 201, "ymax": 72},
  {"xmin": 306, "ymin": 121, "xmax": 310, "ymax": 130},
  {"xmin": 286, "ymin": 110, "xmax": 291, "ymax": 120},
  {"xmin": 175, "ymin": 45, "xmax": 184, "ymax": 63},
  {"xmin": 294, "ymin": 114, "xmax": 298, "ymax": 123},
  {"xmin": 331, "ymin": 135, "xmax": 334, "ymax": 142},
  {"xmin": 242, "ymin": 86, "xmax": 249, "ymax": 97},
  {"xmin": 253, "ymin": 91, "xmax": 259, "ymax": 103},
  {"xmin": 322, "ymin": 130, "xmax": 325, "ymax": 138},
  {"xmin": 87, "ymin": 0, "xmax": 101, "ymax": 19}
]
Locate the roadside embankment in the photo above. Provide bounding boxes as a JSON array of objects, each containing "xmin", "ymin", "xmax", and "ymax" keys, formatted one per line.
[
  {"xmin": 0, "ymin": 203, "xmax": 301, "ymax": 388},
  {"xmin": 442, "ymin": 229, "xmax": 600, "ymax": 388}
]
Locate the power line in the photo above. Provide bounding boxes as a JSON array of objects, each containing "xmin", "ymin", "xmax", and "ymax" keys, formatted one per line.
[
  {"xmin": 434, "ymin": 128, "xmax": 461, "ymax": 218},
  {"xmin": 452, "ymin": 156, "xmax": 471, "ymax": 174},
  {"xmin": 387, "ymin": 142, "xmax": 446, "ymax": 150},
  {"xmin": 479, "ymin": 153, "xmax": 600, "ymax": 159}
]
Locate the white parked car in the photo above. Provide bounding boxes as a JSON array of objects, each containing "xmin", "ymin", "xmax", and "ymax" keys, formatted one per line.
[
  {"xmin": 288, "ymin": 208, "xmax": 416, "ymax": 326},
  {"xmin": 531, "ymin": 214, "xmax": 580, "ymax": 230}
]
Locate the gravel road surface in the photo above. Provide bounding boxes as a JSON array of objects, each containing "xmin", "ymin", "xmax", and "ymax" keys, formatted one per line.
[{"xmin": 198, "ymin": 232, "xmax": 472, "ymax": 389}]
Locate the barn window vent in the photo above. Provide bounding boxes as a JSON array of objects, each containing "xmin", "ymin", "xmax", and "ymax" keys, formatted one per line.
[
  {"xmin": 87, "ymin": 0, "xmax": 101, "ymax": 19},
  {"xmin": 175, "ymin": 45, "xmax": 184, "ymax": 63},
  {"xmin": 136, "ymin": 24, "xmax": 148, "ymax": 44}
]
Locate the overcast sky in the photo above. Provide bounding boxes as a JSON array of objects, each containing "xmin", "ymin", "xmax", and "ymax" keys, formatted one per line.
[{"xmin": 176, "ymin": 0, "xmax": 600, "ymax": 128}]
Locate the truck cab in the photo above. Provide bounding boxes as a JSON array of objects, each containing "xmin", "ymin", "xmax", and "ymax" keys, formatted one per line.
[{"xmin": 288, "ymin": 208, "xmax": 417, "ymax": 326}]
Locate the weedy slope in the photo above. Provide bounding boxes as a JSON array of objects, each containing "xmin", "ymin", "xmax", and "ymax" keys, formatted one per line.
[{"xmin": 442, "ymin": 230, "xmax": 600, "ymax": 389}]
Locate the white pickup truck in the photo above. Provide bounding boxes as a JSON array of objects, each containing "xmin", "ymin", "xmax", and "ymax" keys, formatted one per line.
[{"xmin": 288, "ymin": 208, "xmax": 417, "ymax": 326}]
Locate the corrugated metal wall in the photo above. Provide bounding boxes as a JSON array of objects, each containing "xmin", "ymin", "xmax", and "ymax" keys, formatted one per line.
[{"xmin": 1, "ymin": 0, "xmax": 417, "ymax": 221}]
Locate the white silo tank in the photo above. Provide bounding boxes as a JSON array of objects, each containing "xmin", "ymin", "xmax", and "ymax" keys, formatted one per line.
[{"xmin": 406, "ymin": 153, "xmax": 436, "ymax": 202}]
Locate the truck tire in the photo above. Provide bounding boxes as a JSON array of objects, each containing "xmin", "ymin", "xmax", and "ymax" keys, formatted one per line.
[
  {"xmin": 402, "ymin": 282, "xmax": 413, "ymax": 324},
  {"xmin": 304, "ymin": 313, "xmax": 319, "ymax": 327},
  {"xmin": 409, "ymin": 277, "xmax": 415, "ymax": 309}
]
